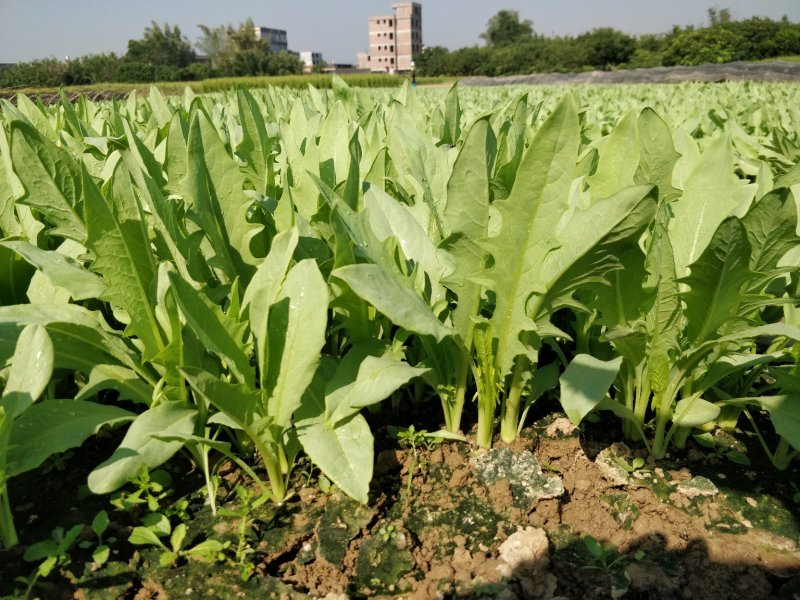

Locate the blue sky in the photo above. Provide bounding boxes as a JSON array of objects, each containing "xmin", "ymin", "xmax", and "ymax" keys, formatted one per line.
[{"xmin": 2, "ymin": 1, "xmax": 799, "ymax": 64}]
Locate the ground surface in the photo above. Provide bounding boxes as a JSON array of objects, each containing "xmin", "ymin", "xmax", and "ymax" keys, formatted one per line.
[{"xmin": 2, "ymin": 410, "xmax": 798, "ymax": 600}]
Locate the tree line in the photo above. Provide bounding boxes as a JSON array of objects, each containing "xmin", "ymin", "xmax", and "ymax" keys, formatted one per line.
[
  {"xmin": 414, "ymin": 10, "xmax": 800, "ymax": 77},
  {"xmin": 0, "ymin": 19, "xmax": 304, "ymax": 88}
]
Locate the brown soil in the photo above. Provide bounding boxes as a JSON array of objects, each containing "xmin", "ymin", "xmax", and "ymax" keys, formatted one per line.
[{"xmin": 3, "ymin": 415, "xmax": 799, "ymax": 600}]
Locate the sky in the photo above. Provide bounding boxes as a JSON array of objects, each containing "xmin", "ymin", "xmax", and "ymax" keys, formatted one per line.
[{"xmin": 2, "ymin": 1, "xmax": 800, "ymax": 65}]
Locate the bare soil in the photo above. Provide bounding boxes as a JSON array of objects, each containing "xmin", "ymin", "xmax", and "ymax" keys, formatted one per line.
[{"xmin": 1, "ymin": 412, "xmax": 799, "ymax": 599}]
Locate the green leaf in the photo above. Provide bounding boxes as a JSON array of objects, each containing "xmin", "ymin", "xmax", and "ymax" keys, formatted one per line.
[
  {"xmin": 559, "ymin": 354, "xmax": 623, "ymax": 425},
  {"xmin": 296, "ymin": 412, "xmax": 374, "ymax": 504},
  {"xmin": 1, "ymin": 240, "xmax": 108, "ymax": 301},
  {"xmin": 243, "ymin": 228, "xmax": 298, "ymax": 390},
  {"xmin": 483, "ymin": 96, "xmax": 580, "ymax": 375},
  {"xmin": 7, "ymin": 119, "xmax": 86, "ymax": 241},
  {"xmin": 588, "ymin": 109, "xmax": 639, "ymax": 199},
  {"xmin": 170, "ymin": 523, "xmax": 187, "ymax": 553},
  {"xmin": 182, "ymin": 367, "xmax": 260, "ymax": 428},
  {"xmin": 7, "ymin": 400, "xmax": 134, "ymax": 476},
  {"xmin": 683, "ymin": 217, "xmax": 752, "ymax": 344},
  {"xmin": 741, "ymin": 188, "xmax": 799, "ymax": 276},
  {"xmin": 756, "ymin": 394, "xmax": 800, "ymax": 450},
  {"xmin": 0, "ymin": 304, "xmax": 141, "ymax": 374},
  {"xmin": 1, "ymin": 324, "xmax": 53, "ymax": 418},
  {"xmin": 326, "ymin": 355, "xmax": 428, "ymax": 425},
  {"xmin": 672, "ymin": 397, "xmax": 721, "ymax": 428},
  {"xmin": 88, "ymin": 402, "xmax": 197, "ymax": 494},
  {"xmin": 671, "ymin": 134, "xmax": 739, "ymax": 276},
  {"xmin": 635, "ymin": 107, "xmax": 680, "ymax": 201},
  {"xmin": 334, "ymin": 263, "xmax": 453, "ymax": 342},
  {"xmin": 91, "ymin": 511, "xmax": 109, "ymax": 538},
  {"xmin": 74, "ymin": 364, "xmax": 153, "ymax": 406},
  {"xmin": 129, "ymin": 526, "xmax": 166, "ymax": 548},
  {"xmin": 92, "ymin": 545, "xmax": 110, "ymax": 565},
  {"xmin": 85, "ymin": 163, "xmax": 163, "ymax": 361},
  {"xmin": 183, "ymin": 108, "xmax": 262, "ymax": 283},
  {"xmin": 265, "ymin": 259, "xmax": 329, "ymax": 427},
  {"xmin": 167, "ymin": 269, "xmax": 253, "ymax": 386}
]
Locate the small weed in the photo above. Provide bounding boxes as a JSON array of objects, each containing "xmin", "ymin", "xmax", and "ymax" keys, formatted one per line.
[{"xmin": 218, "ymin": 484, "xmax": 269, "ymax": 581}]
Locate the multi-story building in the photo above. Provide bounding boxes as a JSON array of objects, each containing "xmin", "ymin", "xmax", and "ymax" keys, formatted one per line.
[
  {"xmin": 253, "ymin": 27, "xmax": 289, "ymax": 53},
  {"xmin": 300, "ymin": 51, "xmax": 323, "ymax": 74},
  {"xmin": 365, "ymin": 2, "xmax": 422, "ymax": 72}
]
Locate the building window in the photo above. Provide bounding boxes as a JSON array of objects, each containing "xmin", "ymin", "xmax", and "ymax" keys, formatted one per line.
[
  {"xmin": 389, "ymin": 19, "xmax": 393, "ymax": 26},
  {"xmin": 389, "ymin": 32, "xmax": 393, "ymax": 39},
  {"xmin": 390, "ymin": 45, "xmax": 394, "ymax": 52},
  {"xmin": 390, "ymin": 58, "xmax": 394, "ymax": 64}
]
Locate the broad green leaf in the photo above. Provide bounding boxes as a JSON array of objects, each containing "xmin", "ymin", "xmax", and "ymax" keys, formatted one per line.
[
  {"xmin": 365, "ymin": 187, "xmax": 452, "ymax": 284},
  {"xmin": 683, "ymin": 218, "xmax": 752, "ymax": 344},
  {"xmin": 671, "ymin": 397, "xmax": 720, "ymax": 428},
  {"xmin": 588, "ymin": 109, "xmax": 639, "ymax": 199},
  {"xmin": 88, "ymin": 402, "xmax": 197, "ymax": 494},
  {"xmin": 559, "ymin": 354, "xmax": 623, "ymax": 425},
  {"xmin": 333, "ymin": 263, "xmax": 453, "ymax": 342},
  {"xmin": 182, "ymin": 367, "xmax": 260, "ymax": 428},
  {"xmin": 326, "ymin": 356, "xmax": 427, "ymax": 425},
  {"xmin": 671, "ymin": 134, "xmax": 739, "ymax": 276},
  {"xmin": 635, "ymin": 107, "xmax": 680, "ymax": 201},
  {"xmin": 0, "ymin": 304, "xmax": 141, "ymax": 374},
  {"xmin": 74, "ymin": 364, "xmax": 153, "ymax": 406},
  {"xmin": 2, "ymin": 240, "xmax": 107, "ymax": 301},
  {"xmin": 3, "ymin": 323, "xmax": 53, "ymax": 402},
  {"xmin": 741, "ymin": 188, "xmax": 799, "ymax": 275},
  {"xmin": 756, "ymin": 394, "xmax": 800, "ymax": 450},
  {"xmin": 7, "ymin": 400, "xmax": 135, "ymax": 476},
  {"xmin": 296, "ymin": 412, "xmax": 374, "ymax": 504},
  {"xmin": 7, "ymin": 119, "xmax": 86, "ymax": 241},
  {"xmin": 184, "ymin": 109, "xmax": 262, "ymax": 283},
  {"xmin": 85, "ymin": 163, "xmax": 163, "ymax": 360},
  {"xmin": 167, "ymin": 269, "xmax": 253, "ymax": 386},
  {"xmin": 442, "ymin": 116, "xmax": 494, "ymax": 345},
  {"xmin": 484, "ymin": 96, "xmax": 580, "ymax": 375},
  {"xmin": 265, "ymin": 259, "xmax": 328, "ymax": 426},
  {"xmin": 236, "ymin": 87, "xmax": 274, "ymax": 194},
  {"xmin": 243, "ymin": 228, "xmax": 298, "ymax": 389}
]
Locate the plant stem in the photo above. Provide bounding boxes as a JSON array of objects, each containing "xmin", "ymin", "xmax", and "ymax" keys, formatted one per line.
[
  {"xmin": 444, "ymin": 355, "xmax": 468, "ymax": 433},
  {"xmin": 476, "ymin": 396, "xmax": 495, "ymax": 448},
  {"xmin": 500, "ymin": 357, "xmax": 526, "ymax": 443},
  {"xmin": 0, "ymin": 487, "xmax": 18, "ymax": 549}
]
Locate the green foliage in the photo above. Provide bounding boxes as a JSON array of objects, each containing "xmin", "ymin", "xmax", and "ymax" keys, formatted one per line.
[{"xmin": 480, "ymin": 10, "xmax": 534, "ymax": 47}]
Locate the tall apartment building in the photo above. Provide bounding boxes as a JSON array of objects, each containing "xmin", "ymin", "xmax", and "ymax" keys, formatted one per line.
[
  {"xmin": 366, "ymin": 2, "xmax": 422, "ymax": 72},
  {"xmin": 253, "ymin": 27, "xmax": 289, "ymax": 53}
]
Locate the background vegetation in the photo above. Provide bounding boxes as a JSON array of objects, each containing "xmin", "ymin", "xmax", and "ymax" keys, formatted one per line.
[{"xmin": 1, "ymin": 8, "xmax": 800, "ymax": 87}]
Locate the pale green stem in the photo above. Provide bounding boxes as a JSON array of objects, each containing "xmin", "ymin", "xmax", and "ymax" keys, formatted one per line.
[
  {"xmin": 500, "ymin": 357, "xmax": 527, "ymax": 443},
  {"xmin": 0, "ymin": 487, "xmax": 18, "ymax": 549}
]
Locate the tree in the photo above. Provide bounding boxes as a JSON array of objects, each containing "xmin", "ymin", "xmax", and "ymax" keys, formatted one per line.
[
  {"xmin": 578, "ymin": 28, "xmax": 637, "ymax": 68},
  {"xmin": 707, "ymin": 7, "xmax": 732, "ymax": 26},
  {"xmin": 125, "ymin": 22, "xmax": 195, "ymax": 68},
  {"xmin": 480, "ymin": 10, "xmax": 533, "ymax": 47},
  {"xmin": 196, "ymin": 24, "xmax": 229, "ymax": 69}
]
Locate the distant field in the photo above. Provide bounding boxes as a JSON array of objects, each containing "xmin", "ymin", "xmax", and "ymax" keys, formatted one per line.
[{"xmin": 0, "ymin": 73, "xmax": 457, "ymax": 100}]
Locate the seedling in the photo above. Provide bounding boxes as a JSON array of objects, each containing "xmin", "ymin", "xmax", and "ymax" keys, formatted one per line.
[
  {"xmin": 218, "ymin": 484, "xmax": 269, "ymax": 580},
  {"xmin": 15, "ymin": 524, "xmax": 83, "ymax": 599},
  {"xmin": 77, "ymin": 510, "xmax": 111, "ymax": 567},
  {"xmin": 128, "ymin": 513, "xmax": 228, "ymax": 567},
  {"xmin": 110, "ymin": 466, "xmax": 172, "ymax": 513}
]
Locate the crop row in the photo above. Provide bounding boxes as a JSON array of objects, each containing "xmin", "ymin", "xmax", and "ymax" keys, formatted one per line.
[{"xmin": 0, "ymin": 79, "xmax": 798, "ymax": 549}]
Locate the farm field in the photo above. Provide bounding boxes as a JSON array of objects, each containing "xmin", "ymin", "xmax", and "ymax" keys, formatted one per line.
[{"xmin": 0, "ymin": 79, "xmax": 799, "ymax": 599}]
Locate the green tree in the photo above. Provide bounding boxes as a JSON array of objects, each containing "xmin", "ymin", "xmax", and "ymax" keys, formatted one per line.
[
  {"xmin": 480, "ymin": 10, "xmax": 534, "ymax": 47},
  {"xmin": 125, "ymin": 22, "xmax": 195, "ymax": 68},
  {"xmin": 579, "ymin": 28, "xmax": 637, "ymax": 68}
]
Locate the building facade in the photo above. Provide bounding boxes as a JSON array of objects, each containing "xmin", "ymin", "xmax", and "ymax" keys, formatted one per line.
[
  {"xmin": 253, "ymin": 27, "xmax": 289, "ymax": 53},
  {"xmin": 300, "ymin": 51, "xmax": 323, "ymax": 73},
  {"xmin": 365, "ymin": 2, "xmax": 422, "ymax": 72}
]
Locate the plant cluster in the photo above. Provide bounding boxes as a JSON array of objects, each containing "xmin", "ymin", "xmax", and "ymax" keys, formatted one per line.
[{"xmin": 0, "ymin": 80, "xmax": 798, "ymax": 566}]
